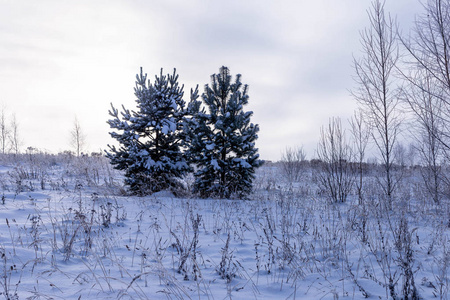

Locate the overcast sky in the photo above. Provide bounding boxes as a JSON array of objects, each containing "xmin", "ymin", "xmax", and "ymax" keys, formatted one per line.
[{"xmin": 0, "ymin": 0, "xmax": 423, "ymax": 161}]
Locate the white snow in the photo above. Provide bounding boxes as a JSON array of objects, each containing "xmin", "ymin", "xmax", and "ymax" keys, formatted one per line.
[
  {"xmin": 233, "ymin": 157, "xmax": 251, "ymax": 168},
  {"xmin": 211, "ymin": 158, "xmax": 220, "ymax": 170},
  {"xmin": 205, "ymin": 143, "xmax": 215, "ymax": 150},
  {"xmin": 0, "ymin": 155, "xmax": 446, "ymax": 299}
]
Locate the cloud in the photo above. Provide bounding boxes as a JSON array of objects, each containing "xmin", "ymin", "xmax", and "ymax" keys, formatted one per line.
[{"xmin": 0, "ymin": 0, "xmax": 425, "ymax": 160}]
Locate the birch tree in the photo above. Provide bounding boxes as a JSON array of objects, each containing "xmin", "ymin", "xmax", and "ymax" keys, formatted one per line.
[
  {"xmin": 71, "ymin": 117, "xmax": 86, "ymax": 157},
  {"xmin": 352, "ymin": 0, "xmax": 402, "ymax": 207}
]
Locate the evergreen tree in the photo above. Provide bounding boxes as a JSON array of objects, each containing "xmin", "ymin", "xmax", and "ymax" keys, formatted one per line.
[
  {"xmin": 190, "ymin": 66, "xmax": 262, "ymax": 198},
  {"xmin": 106, "ymin": 68, "xmax": 196, "ymax": 195}
]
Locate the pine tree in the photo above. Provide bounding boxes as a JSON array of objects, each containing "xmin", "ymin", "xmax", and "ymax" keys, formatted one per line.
[
  {"xmin": 106, "ymin": 68, "xmax": 196, "ymax": 195},
  {"xmin": 190, "ymin": 66, "xmax": 262, "ymax": 198}
]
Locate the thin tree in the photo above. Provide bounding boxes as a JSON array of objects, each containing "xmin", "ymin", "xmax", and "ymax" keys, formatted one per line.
[
  {"xmin": 399, "ymin": 0, "xmax": 450, "ymax": 203},
  {"xmin": 352, "ymin": 0, "xmax": 401, "ymax": 207},
  {"xmin": 399, "ymin": 0, "xmax": 450, "ymax": 147},
  {"xmin": 402, "ymin": 69, "xmax": 444, "ymax": 204},
  {"xmin": 71, "ymin": 117, "xmax": 86, "ymax": 157},
  {"xmin": 0, "ymin": 106, "xmax": 9, "ymax": 154},
  {"xmin": 349, "ymin": 109, "xmax": 371, "ymax": 205},
  {"xmin": 280, "ymin": 146, "xmax": 307, "ymax": 183},
  {"xmin": 9, "ymin": 113, "xmax": 22, "ymax": 155},
  {"xmin": 317, "ymin": 117, "xmax": 354, "ymax": 203},
  {"xmin": 393, "ymin": 143, "xmax": 407, "ymax": 168}
]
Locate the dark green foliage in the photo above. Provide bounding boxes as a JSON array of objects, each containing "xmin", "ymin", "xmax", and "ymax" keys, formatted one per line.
[
  {"xmin": 106, "ymin": 68, "xmax": 197, "ymax": 195},
  {"xmin": 189, "ymin": 66, "xmax": 262, "ymax": 198}
]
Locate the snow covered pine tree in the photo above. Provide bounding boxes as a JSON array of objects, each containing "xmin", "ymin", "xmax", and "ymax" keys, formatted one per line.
[
  {"xmin": 106, "ymin": 68, "xmax": 198, "ymax": 195},
  {"xmin": 189, "ymin": 66, "xmax": 262, "ymax": 198}
]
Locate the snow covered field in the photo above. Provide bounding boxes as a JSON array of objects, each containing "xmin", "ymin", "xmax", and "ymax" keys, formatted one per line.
[{"xmin": 0, "ymin": 154, "xmax": 448, "ymax": 299}]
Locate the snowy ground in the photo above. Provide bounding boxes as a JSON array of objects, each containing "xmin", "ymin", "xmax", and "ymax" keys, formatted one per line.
[{"xmin": 0, "ymin": 154, "xmax": 448, "ymax": 299}]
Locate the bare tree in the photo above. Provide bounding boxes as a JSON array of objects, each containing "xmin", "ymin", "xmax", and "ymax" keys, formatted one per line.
[
  {"xmin": 71, "ymin": 117, "xmax": 86, "ymax": 157},
  {"xmin": 350, "ymin": 109, "xmax": 371, "ymax": 205},
  {"xmin": 399, "ymin": 0, "xmax": 450, "ymax": 138},
  {"xmin": 280, "ymin": 146, "xmax": 307, "ymax": 183},
  {"xmin": 9, "ymin": 113, "xmax": 22, "ymax": 155},
  {"xmin": 393, "ymin": 143, "xmax": 407, "ymax": 168},
  {"xmin": 317, "ymin": 117, "xmax": 354, "ymax": 203},
  {"xmin": 406, "ymin": 143, "xmax": 417, "ymax": 168},
  {"xmin": 352, "ymin": 0, "xmax": 402, "ymax": 207},
  {"xmin": 0, "ymin": 107, "xmax": 9, "ymax": 154},
  {"xmin": 399, "ymin": 0, "xmax": 450, "ymax": 204},
  {"xmin": 402, "ymin": 69, "xmax": 445, "ymax": 204}
]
